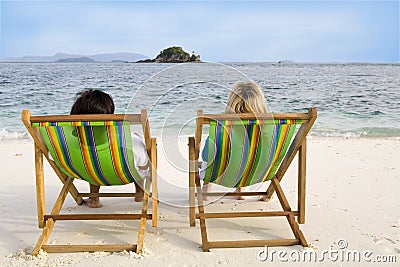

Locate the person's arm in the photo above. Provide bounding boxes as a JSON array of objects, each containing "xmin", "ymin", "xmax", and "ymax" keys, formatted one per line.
[
  {"xmin": 131, "ymin": 134, "xmax": 149, "ymax": 178},
  {"xmin": 201, "ymin": 137, "xmax": 209, "ymax": 161}
]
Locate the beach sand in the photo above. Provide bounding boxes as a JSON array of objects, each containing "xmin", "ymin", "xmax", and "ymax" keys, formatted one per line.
[{"xmin": 0, "ymin": 137, "xmax": 399, "ymax": 266}]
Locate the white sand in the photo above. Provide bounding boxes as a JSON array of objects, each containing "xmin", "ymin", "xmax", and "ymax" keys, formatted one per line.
[{"xmin": 0, "ymin": 137, "xmax": 399, "ymax": 266}]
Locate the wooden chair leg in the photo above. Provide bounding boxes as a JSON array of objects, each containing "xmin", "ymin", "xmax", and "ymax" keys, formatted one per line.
[
  {"xmin": 287, "ymin": 214, "xmax": 308, "ymax": 246},
  {"xmin": 34, "ymin": 144, "xmax": 46, "ymax": 228},
  {"xmin": 298, "ymin": 139, "xmax": 306, "ymax": 224},
  {"xmin": 271, "ymin": 178, "xmax": 291, "ymax": 211},
  {"xmin": 32, "ymin": 177, "xmax": 74, "ymax": 256},
  {"xmin": 150, "ymin": 137, "xmax": 158, "ymax": 227},
  {"xmin": 32, "ymin": 218, "xmax": 56, "ymax": 256},
  {"xmin": 272, "ymin": 178, "xmax": 308, "ymax": 247},
  {"xmin": 195, "ymin": 174, "xmax": 210, "ymax": 252},
  {"xmin": 137, "ymin": 175, "xmax": 151, "ymax": 253},
  {"xmin": 189, "ymin": 174, "xmax": 196, "ymax": 227},
  {"xmin": 188, "ymin": 137, "xmax": 196, "ymax": 227}
]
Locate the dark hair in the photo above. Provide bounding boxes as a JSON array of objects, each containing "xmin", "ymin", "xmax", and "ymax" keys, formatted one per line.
[{"xmin": 70, "ymin": 89, "xmax": 114, "ymax": 115}]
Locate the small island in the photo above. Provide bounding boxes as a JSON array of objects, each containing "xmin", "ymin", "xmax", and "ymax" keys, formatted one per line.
[
  {"xmin": 278, "ymin": 60, "xmax": 295, "ymax": 64},
  {"xmin": 137, "ymin": 46, "xmax": 201, "ymax": 63}
]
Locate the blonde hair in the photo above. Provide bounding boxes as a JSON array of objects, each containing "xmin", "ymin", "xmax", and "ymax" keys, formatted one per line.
[{"xmin": 225, "ymin": 82, "xmax": 268, "ymax": 114}]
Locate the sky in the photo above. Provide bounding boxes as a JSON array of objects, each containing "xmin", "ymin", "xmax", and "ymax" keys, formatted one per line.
[{"xmin": 0, "ymin": 0, "xmax": 399, "ymax": 62}]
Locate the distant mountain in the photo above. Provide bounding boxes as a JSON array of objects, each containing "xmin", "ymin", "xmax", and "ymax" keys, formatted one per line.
[
  {"xmin": 0, "ymin": 52, "xmax": 148, "ymax": 62},
  {"xmin": 55, "ymin": 57, "xmax": 96, "ymax": 63},
  {"xmin": 89, "ymin": 53, "xmax": 147, "ymax": 62}
]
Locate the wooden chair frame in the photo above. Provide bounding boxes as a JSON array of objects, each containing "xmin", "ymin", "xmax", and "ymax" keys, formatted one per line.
[
  {"xmin": 188, "ymin": 108, "xmax": 317, "ymax": 251},
  {"xmin": 22, "ymin": 109, "xmax": 158, "ymax": 255}
]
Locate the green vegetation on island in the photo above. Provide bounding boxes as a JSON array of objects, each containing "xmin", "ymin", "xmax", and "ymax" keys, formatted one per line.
[{"xmin": 137, "ymin": 46, "xmax": 201, "ymax": 63}]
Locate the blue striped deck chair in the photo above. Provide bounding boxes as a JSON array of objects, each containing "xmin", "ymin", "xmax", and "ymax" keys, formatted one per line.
[
  {"xmin": 22, "ymin": 109, "xmax": 158, "ymax": 255},
  {"xmin": 188, "ymin": 108, "xmax": 317, "ymax": 251}
]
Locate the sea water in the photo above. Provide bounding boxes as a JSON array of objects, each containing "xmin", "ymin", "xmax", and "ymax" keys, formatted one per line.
[{"xmin": 1, "ymin": 62, "xmax": 399, "ymax": 141}]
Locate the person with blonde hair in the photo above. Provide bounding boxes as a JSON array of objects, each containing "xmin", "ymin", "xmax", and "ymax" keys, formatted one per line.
[{"xmin": 201, "ymin": 81, "xmax": 269, "ymax": 200}]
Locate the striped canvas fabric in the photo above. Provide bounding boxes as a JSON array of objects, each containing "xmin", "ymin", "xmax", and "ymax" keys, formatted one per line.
[
  {"xmin": 203, "ymin": 119, "xmax": 301, "ymax": 187},
  {"xmin": 35, "ymin": 121, "xmax": 142, "ymax": 186}
]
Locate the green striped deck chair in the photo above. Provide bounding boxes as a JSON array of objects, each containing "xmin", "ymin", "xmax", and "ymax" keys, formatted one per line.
[
  {"xmin": 188, "ymin": 108, "xmax": 317, "ymax": 251},
  {"xmin": 22, "ymin": 109, "xmax": 158, "ymax": 255}
]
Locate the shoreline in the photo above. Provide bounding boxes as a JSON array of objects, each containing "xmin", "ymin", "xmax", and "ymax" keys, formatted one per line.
[{"xmin": 1, "ymin": 138, "xmax": 399, "ymax": 266}]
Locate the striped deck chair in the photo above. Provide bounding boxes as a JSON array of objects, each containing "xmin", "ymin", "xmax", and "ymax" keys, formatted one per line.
[
  {"xmin": 188, "ymin": 108, "xmax": 317, "ymax": 251},
  {"xmin": 21, "ymin": 109, "xmax": 158, "ymax": 255}
]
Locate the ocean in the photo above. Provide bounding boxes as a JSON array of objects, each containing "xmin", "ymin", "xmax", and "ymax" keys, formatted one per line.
[{"xmin": 1, "ymin": 62, "xmax": 399, "ymax": 141}]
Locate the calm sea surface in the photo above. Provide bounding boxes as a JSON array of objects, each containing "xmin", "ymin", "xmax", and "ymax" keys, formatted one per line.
[{"xmin": 1, "ymin": 62, "xmax": 399, "ymax": 140}]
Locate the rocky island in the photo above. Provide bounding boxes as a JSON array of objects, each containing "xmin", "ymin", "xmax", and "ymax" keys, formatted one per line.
[{"xmin": 137, "ymin": 46, "xmax": 201, "ymax": 63}]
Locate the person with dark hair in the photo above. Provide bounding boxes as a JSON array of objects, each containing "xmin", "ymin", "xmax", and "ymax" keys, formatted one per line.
[
  {"xmin": 71, "ymin": 89, "xmax": 115, "ymax": 115},
  {"xmin": 71, "ymin": 89, "xmax": 146, "ymax": 208}
]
